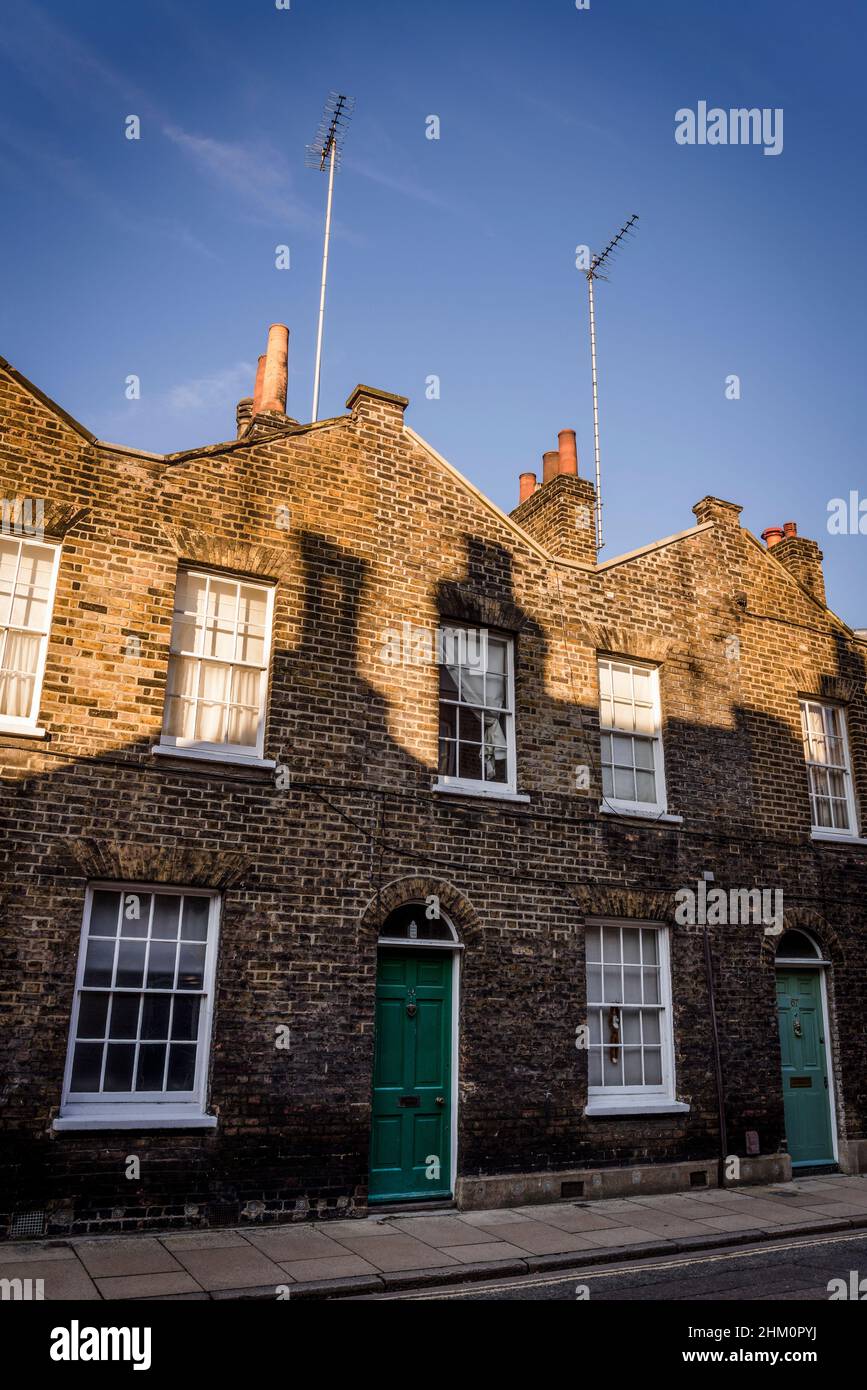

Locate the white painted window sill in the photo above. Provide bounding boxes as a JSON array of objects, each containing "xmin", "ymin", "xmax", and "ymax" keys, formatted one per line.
[
  {"xmin": 584, "ymin": 1100, "xmax": 691, "ymax": 1118},
  {"xmin": 54, "ymin": 1109, "xmax": 218, "ymax": 1132},
  {"xmin": 810, "ymin": 831, "xmax": 867, "ymax": 846},
  {"xmin": 432, "ymin": 780, "xmax": 530, "ymax": 804},
  {"xmin": 0, "ymin": 724, "xmax": 48, "ymax": 739},
  {"xmin": 153, "ymin": 744, "xmax": 276, "ymax": 770},
  {"xmin": 599, "ymin": 805, "xmax": 683, "ymax": 826}
]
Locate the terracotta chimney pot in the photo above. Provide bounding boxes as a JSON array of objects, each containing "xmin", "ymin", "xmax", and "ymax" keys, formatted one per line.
[
  {"xmin": 557, "ymin": 429, "xmax": 578, "ymax": 475},
  {"xmin": 252, "ymin": 355, "xmax": 267, "ymax": 414},
  {"xmin": 519, "ymin": 472, "xmax": 537, "ymax": 504},
  {"xmin": 542, "ymin": 450, "xmax": 560, "ymax": 485},
  {"xmin": 783, "ymin": 520, "xmax": 798, "ymax": 537},
  {"xmin": 259, "ymin": 324, "xmax": 289, "ymax": 414},
  {"xmin": 762, "ymin": 526, "xmax": 785, "ymax": 549}
]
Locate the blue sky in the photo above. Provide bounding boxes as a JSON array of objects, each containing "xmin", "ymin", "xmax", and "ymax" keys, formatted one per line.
[{"xmin": 0, "ymin": 0, "xmax": 864, "ymax": 621}]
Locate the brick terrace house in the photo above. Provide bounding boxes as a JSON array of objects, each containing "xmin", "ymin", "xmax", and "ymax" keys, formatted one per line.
[{"xmin": 1, "ymin": 323, "xmax": 865, "ymax": 1238}]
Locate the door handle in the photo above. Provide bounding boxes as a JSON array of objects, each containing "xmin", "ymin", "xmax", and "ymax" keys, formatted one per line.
[{"xmin": 435, "ymin": 1096, "xmax": 445, "ymax": 1105}]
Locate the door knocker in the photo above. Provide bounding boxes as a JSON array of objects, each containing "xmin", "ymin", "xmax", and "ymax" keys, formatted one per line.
[
  {"xmin": 791, "ymin": 1003, "xmax": 802, "ymax": 1040},
  {"xmin": 406, "ymin": 988, "xmax": 417, "ymax": 1019}
]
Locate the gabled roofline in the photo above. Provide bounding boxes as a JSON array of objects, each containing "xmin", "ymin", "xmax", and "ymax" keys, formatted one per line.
[
  {"xmin": 597, "ymin": 521, "xmax": 714, "ymax": 570},
  {"xmin": 742, "ymin": 528, "xmax": 853, "ymax": 636},
  {"xmin": 403, "ymin": 425, "xmax": 596, "ymax": 572},
  {"xmin": 0, "ymin": 354, "xmax": 97, "ymax": 445}
]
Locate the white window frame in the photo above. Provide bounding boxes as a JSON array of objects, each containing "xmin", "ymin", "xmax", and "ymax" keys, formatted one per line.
[
  {"xmin": 584, "ymin": 920, "xmax": 684, "ymax": 1115},
  {"xmin": 158, "ymin": 567, "xmax": 275, "ymax": 766},
  {"xmin": 434, "ymin": 625, "xmax": 517, "ymax": 796},
  {"xmin": 800, "ymin": 698, "xmax": 859, "ymax": 840},
  {"xmin": 598, "ymin": 657, "xmax": 668, "ymax": 817},
  {"xmin": 56, "ymin": 883, "xmax": 221, "ymax": 1130},
  {"xmin": 0, "ymin": 535, "xmax": 61, "ymax": 736}
]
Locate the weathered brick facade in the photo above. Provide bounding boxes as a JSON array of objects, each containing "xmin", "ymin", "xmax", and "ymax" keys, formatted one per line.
[{"xmin": 1, "ymin": 340, "xmax": 865, "ymax": 1237}]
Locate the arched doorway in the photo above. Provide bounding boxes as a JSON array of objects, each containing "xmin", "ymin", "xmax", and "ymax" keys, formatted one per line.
[
  {"xmin": 775, "ymin": 929, "xmax": 837, "ymax": 1169},
  {"xmin": 369, "ymin": 903, "xmax": 462, "ymax": 1204}
]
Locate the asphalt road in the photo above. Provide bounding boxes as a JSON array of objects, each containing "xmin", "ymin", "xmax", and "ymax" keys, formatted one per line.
[{"xmin": 370, "ymin": 1230, "xmax": 867, "ymax": 1301}]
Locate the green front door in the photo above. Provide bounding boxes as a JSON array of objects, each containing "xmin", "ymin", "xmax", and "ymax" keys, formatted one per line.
[
  {"xmin": 369, "ymin": 950, "xmax": 453, "ymax": 1202},
  {"xmin": 775, "ymin": 969, "xmax": 835, "ymax": 1167}
]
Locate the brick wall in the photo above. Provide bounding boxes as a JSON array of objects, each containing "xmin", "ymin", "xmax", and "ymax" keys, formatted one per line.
[{"xmin": 1, "ymin": 359, "xmax": 865, "ymax": 1236}]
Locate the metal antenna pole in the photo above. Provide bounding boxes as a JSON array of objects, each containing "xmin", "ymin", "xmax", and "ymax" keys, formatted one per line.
[
  {"xmin": 307, "ymin": 92, "xmax": 355, "ymax": 424},
  {"xmin": 584, "ymin": 213, "xmax": 639, "ymax": 555},
  {"xmin": 587, "ymin": 270, "xmax": 603, "ymax": 552},
  {"xmin": 312, "ymin": 139, "xmax": 336, "ymax": 424}
]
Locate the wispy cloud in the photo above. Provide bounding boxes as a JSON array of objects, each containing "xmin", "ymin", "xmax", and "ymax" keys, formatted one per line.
[
  {"xmin": 167, "ymin": 362, "xmax": 255, "ymax": 413},
  {"xmin": 163, "ymin": 124, "xmax": 315, "ymax": 229},
  {"xmin": 348, "ymin": 157, "xmax": 456, "ymax": 212}
]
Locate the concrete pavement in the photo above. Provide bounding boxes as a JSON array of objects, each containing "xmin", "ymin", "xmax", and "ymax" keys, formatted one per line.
[{"xmin": 2, "ymin": 1173, "xmax": 866, "ymax": 1301}]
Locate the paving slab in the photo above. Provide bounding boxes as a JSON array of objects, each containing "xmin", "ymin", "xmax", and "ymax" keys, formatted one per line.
[
  {"xmin": 576, "ymin": 1225, "xmax": 673, "ymax": 1248},
  {"xmin": 160, "ymin": 1230, "xmax": 251, "ymax": 1251},
  {"xmin": 390, "ymin": 1216, "xmax": 500, "ymax": 1247},
  {"xmin": 0, "ymin": 1243, "xmax": 76, "ymax": 1263},
  {"xmin": 437, "ymin": 1241, "xmax": 534, "ymax": 1264},
  {"xmin": 326, "ymin": 1232, "xmax": 460, "ymax": 1272},
  {"xmin": 170, "ymin": 1245, "xmax": 288, "ymax": 1291},
  {"xmin": 488, "ymin": 1222, "xmax": 600, "ymax": 1255},
  {"xmin": 277, "ymin": 1253, "xmax": 383, "ymax": 1282},
  {"xmin": 94, "ymin": 1271, "xmax": 203, "ymax": 1300},
  {"xmin": 0, "ymin": 1256, "xmax": 100, "ymax": 1300},
  {"xmin": 522, "ymin": 1207, "xmax": 626, "ymax": 1233},
  {"xmin": 456, "ymin": 1209, "xmax": 529, "ymax": 1227},
  {"xmin": 77, "ymin": 1237, "xmax": 184, "ymax": 1278},
  {"xmin": 245, "ymin": 1227, "xmax": 346, "ymax": 1262},
  {"xmin": 693, "ymin": 1212, "xmax": 777, "ymax": 1234}
]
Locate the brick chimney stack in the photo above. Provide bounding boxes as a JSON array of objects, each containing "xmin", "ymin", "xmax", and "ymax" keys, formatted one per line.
[
  {"xmin": 511, "ymin": 430, "xmax": 596, "ymax": 565},
  {"xmin": 763, "ymin": 519, "xmax": 827, "ymax": 606}
]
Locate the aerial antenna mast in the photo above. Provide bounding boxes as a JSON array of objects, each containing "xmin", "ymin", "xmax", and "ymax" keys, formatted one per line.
[
  {"xmin": 307, "ymin": 91, "xmax": 355, "ymax": 423},
  {"xmin": 585, "ymin": 213, "xmax": 639, "ymax": 554}
]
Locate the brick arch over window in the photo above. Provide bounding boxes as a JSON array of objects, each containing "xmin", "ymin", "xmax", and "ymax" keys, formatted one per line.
[
  {"xmin": 570, "ymin": 885, "xmax": 673, "ymax": 923},
  {"xmin": 760, "ymin": 906, "xmax": 843, "ymax": 966},
  {"xmin": 581, "ymin": 625, "xmax": 685, "ymax": 665},
  {"xmin": 360, "ymin": 876, "xmax": 481, "ymax": 942},
  {"xmin": 788, "ymin": 668, "xmax": 864, "ymax": 702},
  {"xmin": 49, "ymin": 838, "xmax": 252, "ymax": 890},
  {"xmin": 158, "ymin": 523, "xmax": 292, "ymax": 583}
]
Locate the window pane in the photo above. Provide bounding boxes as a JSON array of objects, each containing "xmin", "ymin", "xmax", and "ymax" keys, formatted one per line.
[
  {"xmin": 603, "ymin": 1050, "xmax": 623, "ymax": 1086},
  {"xmin": 181, "ymin": 897, "xmax": 210, "ymax": 942},
  {"xmin": 601, "ymin": 765, "xmax": 614, "ymax": 797},
  {"xmin": 108, "ymin": 993, "xmax": 140, "ymax": 1039},
  {"xmin": 602, "ymin": 927, "xmax": 621, "ymax": 962},
  {"xmin": 439, "ymin": 665, "xmax": 459, "ymax": 699},
  {"xmin": 644, "ymin": 1049, "xmax": 663, "ymax": 1085},
  {"xmin": 588, "ymin": 1050, "xmax": 602, "ymax": 1086},
  {"xmin": 136, "ymin": 1045, "xmax": 167, "ymax": 1091},
  {"xmin": 633, "ymin": 704, "xmax": 655, "ymax": 735},
  {"xmin": 641, "ymin": 1009, "xmax": 661, "ymax": 1044},
  {"xmin": 120, "ymin": 893, "xmax": 151, "ymax": 938},
  {"xmin": 641, "ymin": 930, "xmax": 658, "ymax": 964},
  {"xmin": 624, "ymin": 1047, "xmax": 643, "ymax": 1085},
  {"xmin": 459, "ymin": 744, "xmax": 482, "ymax": 781},
  {"xmin": 171, "ymin": 995, "xmax": 201, "ymax": 1040},
  {"xmin": 167, "ymin": 1044, "xmax": 197, "ymax": 1091},
  {"xmin": 439, "ymin": 703, "xmax": 458, "ymax": 739},
  {"xmin": 622, "ymin": 1011, "xmax": 641, "ymax": 1044},
  {"xmin": 115, "ymin": 941, "xmax": 146, "ymax": 989},
  {"xmin": 614, "ymin": 767, "xmax": 636, "ymax": 800},
  {"xmin": 487, "ymin": 639, "xmax": 507, "ymax": 674},
  {"xmin": 89, "ymin": 891, "xmax": 121, "ymax": 936},
  {"xmin": 460, "ymin": 708, "xmax": 483, "ymax": 742},
  {"xmin": 141, "ymin": 994, "xmax": 171, "ymax": 1039},
  {"xmin": 634, "ymin": 738, "xmax": 655, "ymax": 770},
  {"xmin": 71, "ymin": 1043, "xmax": 103, "ymax": 1092},
  {"xmin": 643, "ymin": 969, "xmax": 660, "ymax": 1004},
  {"xmin": 635, "ymin": 770, "xmax": 657, "ymax": 803},
  {"xmin": 622, "ymin": 929, "xmax": 641, "ymax": 964},
  {"xmin": 586, "ymin": 965, "xmax": 602, "ymax": 1002},
  {"xmin": 153, "ymin": 896, "xmax": 181, "ymax": 939},
  {"xmin": 588, "ymin": 1010, "xmax": 601, "ymax": 1044},
  {"xmin": 83, "ymin": 939, "xmax": 114, "ymax": 987},
  {"xmin": 485, "ymin": 674, "xmax": 507, "ymax": 710},
  {"xmin": 438, "ymin": 739, "xmax": 456, "ymax": 774},
  {"xmin": 624, "ymin": 966, "xmax": 642, "ymax": 1003},
  {"xmin": 460, "ymin": 670, "xmax": 484, "ymax": 705},
  {"xmin": 585, "ymin": 928, "xmax": 601, "ymax": 963},
  {"xmin": 603, "ymin": 967, "xmax": 622, "ymax": 1002},
  {"xmin": 103, "ymin": 1044, "xmax": 136, "ymax": 1092},
  {"xmin": 484, "ymin": 744, "xmax": 508, "ymax": 783},
  {"xmin": 146, "ymin": 940, "xmax": 177, "ymax": 989},
  {"xmin": 77, "ymin": 992, "xmax": 110, "ymax": 1039},
  {"xmin": 611, "ymin": 665, "xmax": 632, "ymax": 699},
  {"xmin": 177, "ymin": 944, "xmax": 206, "ymax": 991}
]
